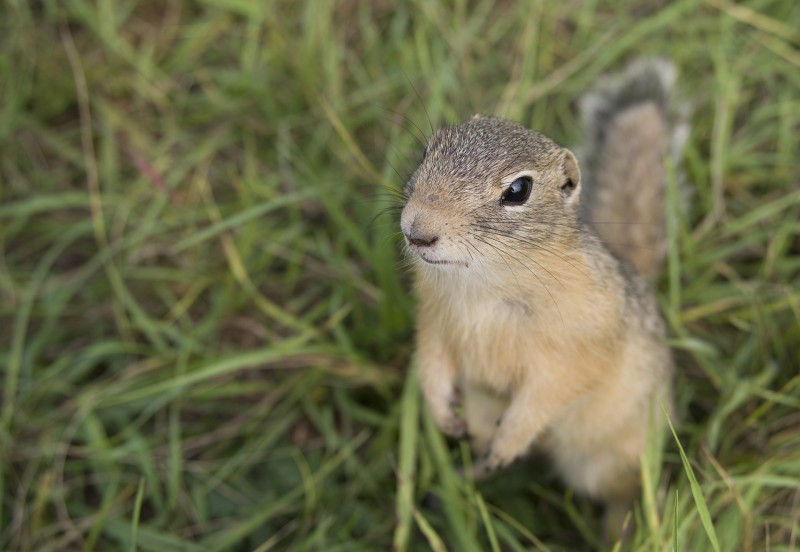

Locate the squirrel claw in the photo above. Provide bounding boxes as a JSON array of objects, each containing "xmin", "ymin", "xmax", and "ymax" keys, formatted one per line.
[
  {"xmin": 456, "ymin": 452, "xmax": 498, "ymax": 481},
  {"xmin": 439, "ymin": 414, "xmax": 467, "ymax": 438}
]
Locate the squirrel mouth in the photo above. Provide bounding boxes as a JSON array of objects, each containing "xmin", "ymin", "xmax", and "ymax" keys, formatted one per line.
[
  {"xmin": 415, "ymin": 253, "xmax": 467, "ymax": 268},
  {"xmin": 405, "ymin": 240, "xmax": 468, "ymax": 267},
  {"xmin": 423, "ymin": 258, "xmax": 453, "ymax": 265}
]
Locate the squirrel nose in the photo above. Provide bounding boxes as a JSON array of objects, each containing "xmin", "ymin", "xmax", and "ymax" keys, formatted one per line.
[
  {"xmin": 406, "ymin": 232, "xmax": 439, "ymax": 248},
  {"xmin": 403, "ymin": 222, "xmax": 439, "ymax": 248},
  {"xmin": 401, "ymin": 211, "xmax": 439, "ymax": 247}
]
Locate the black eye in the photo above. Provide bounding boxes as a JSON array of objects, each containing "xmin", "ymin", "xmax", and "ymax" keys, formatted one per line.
[{"xmin": 501, "ymin": 176, "xmax": 532, "ymax": 205}]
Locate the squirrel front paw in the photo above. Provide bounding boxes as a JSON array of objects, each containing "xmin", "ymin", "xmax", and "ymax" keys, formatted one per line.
[
  {"xmin": 427, "ymin": 386, "xmax": 467, "ymax": 438},
  {"xmin": 431, "ymin": 406, "xmax": 467, "ymax": 438},
  {"xmin": 467, "ymin": 454, "xmax": 506, "ymax": 480},
  {"xmin": 466, "ymin": 441, "xmax": 522, "ymax": 480}
]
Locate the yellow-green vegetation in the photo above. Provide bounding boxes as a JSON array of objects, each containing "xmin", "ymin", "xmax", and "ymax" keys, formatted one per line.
[{"xmin": 1, "ymin": 1, "xmax": 798, "ymax": 550}]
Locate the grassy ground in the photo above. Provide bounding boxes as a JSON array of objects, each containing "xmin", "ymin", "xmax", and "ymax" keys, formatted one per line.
[{"xmin": 1, "ymin": 0, "xmax": 798, "ymax": 550}]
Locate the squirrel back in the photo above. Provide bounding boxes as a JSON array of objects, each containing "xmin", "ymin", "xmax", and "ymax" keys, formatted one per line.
[{"xmin": 578, "ymin": 59, "xmax": 688, "ymax": 281}]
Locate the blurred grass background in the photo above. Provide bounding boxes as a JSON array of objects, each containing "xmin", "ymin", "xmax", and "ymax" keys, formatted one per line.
[{"xmin": 1, "ymin": 0, "xmax": 798, "ymax": 550}]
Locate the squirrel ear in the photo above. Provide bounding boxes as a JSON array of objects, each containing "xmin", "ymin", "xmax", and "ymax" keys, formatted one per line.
[{"xmin": 559, "ymin": 149, "xmax": 581, "ymax": 202}]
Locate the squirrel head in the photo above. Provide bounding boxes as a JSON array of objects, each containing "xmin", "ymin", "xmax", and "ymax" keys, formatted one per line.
[{"xmin": 400, "ymin": 116, "xmax": 582, "ymax": 271}]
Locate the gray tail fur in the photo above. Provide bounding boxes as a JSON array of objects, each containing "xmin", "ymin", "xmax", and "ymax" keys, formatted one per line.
[{"xmin": 579, "ymin": 59, "xmax": 688, "ymax": 281}]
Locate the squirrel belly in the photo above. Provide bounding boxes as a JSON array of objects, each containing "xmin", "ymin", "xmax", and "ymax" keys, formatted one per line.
[{"xmin": 401, "ymin": 60, "xmax": 683, "ymax": 522}]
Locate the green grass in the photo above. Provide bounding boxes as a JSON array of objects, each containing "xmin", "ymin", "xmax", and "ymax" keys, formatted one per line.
[{"xmin": 1, "ymin": 0, "xmax": 798, "ymax": 550}]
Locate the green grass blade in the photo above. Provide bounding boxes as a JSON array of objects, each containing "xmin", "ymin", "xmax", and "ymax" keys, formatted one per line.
[
  {"xmin": 130, "ymin": 478, "xmax": 146, "ymax": 552},
  {"xmin": 393, "ymin": 364, "xmax": 420, "ymax": 551},
  {"xmin": 413, "ymin": 508, "xmax": 448, "ymax": 552},
  {"xmin": 664, "ymin": 406, "xmax": 720, "ymax": 552}
]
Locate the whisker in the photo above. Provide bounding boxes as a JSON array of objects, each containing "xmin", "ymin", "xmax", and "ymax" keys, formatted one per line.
[
  {"xmin": 478, "ymin": 217, "xmax": 665, "ymax": 255},
  {"xmin": 403, "ymin": 70, "xmax": 435, "ymax": 137},
  {"xmin": 471, "ymin": 234, "xmax": 522, "ymax": 291},
  {"xmin": 382, "ymin": 156, "xmax": 413, "ymax": 193},
  {"xmin": 472, "ymin": 233, "xmax": 564, "ymax": 325},
  {"xmin": 369, "ymin": 214, "xmax": 403, "ymax": 234},
  {"xmin": 472, "ymin": 224, "xmax": 592, "ymax": 281},
  {"xmin": 374, "ymin": 104, "xmax": 429, "ymax": 152},
  {"xmin": 461, "ymin": 237, "xmax": 489, "ymax": 283}
]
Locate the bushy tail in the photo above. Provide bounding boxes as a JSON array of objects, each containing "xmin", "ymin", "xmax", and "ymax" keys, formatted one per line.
[{"xmin": 579, "ymin": 59, "xmax": 688, "ymax": 281}]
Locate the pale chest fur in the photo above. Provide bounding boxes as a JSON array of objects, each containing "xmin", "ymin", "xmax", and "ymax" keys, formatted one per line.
[
  {"xmin": 443, "ymin": 295, "xmax": 534, "ymax": 393},
  {"xmin": 421, "ymin": 271, "xmax": 619, "ymax": 395}
]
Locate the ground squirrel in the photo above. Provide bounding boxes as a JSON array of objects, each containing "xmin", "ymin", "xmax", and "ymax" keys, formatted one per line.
[{"xmin": 400, "ymin": 60, "xmax": 686, "ymax": 532}]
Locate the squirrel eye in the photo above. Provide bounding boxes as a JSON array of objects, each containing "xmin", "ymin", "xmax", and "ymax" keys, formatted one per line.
[{"xmin": 501, "ymin": 176, "xmax": 533, "ymax": 205}]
